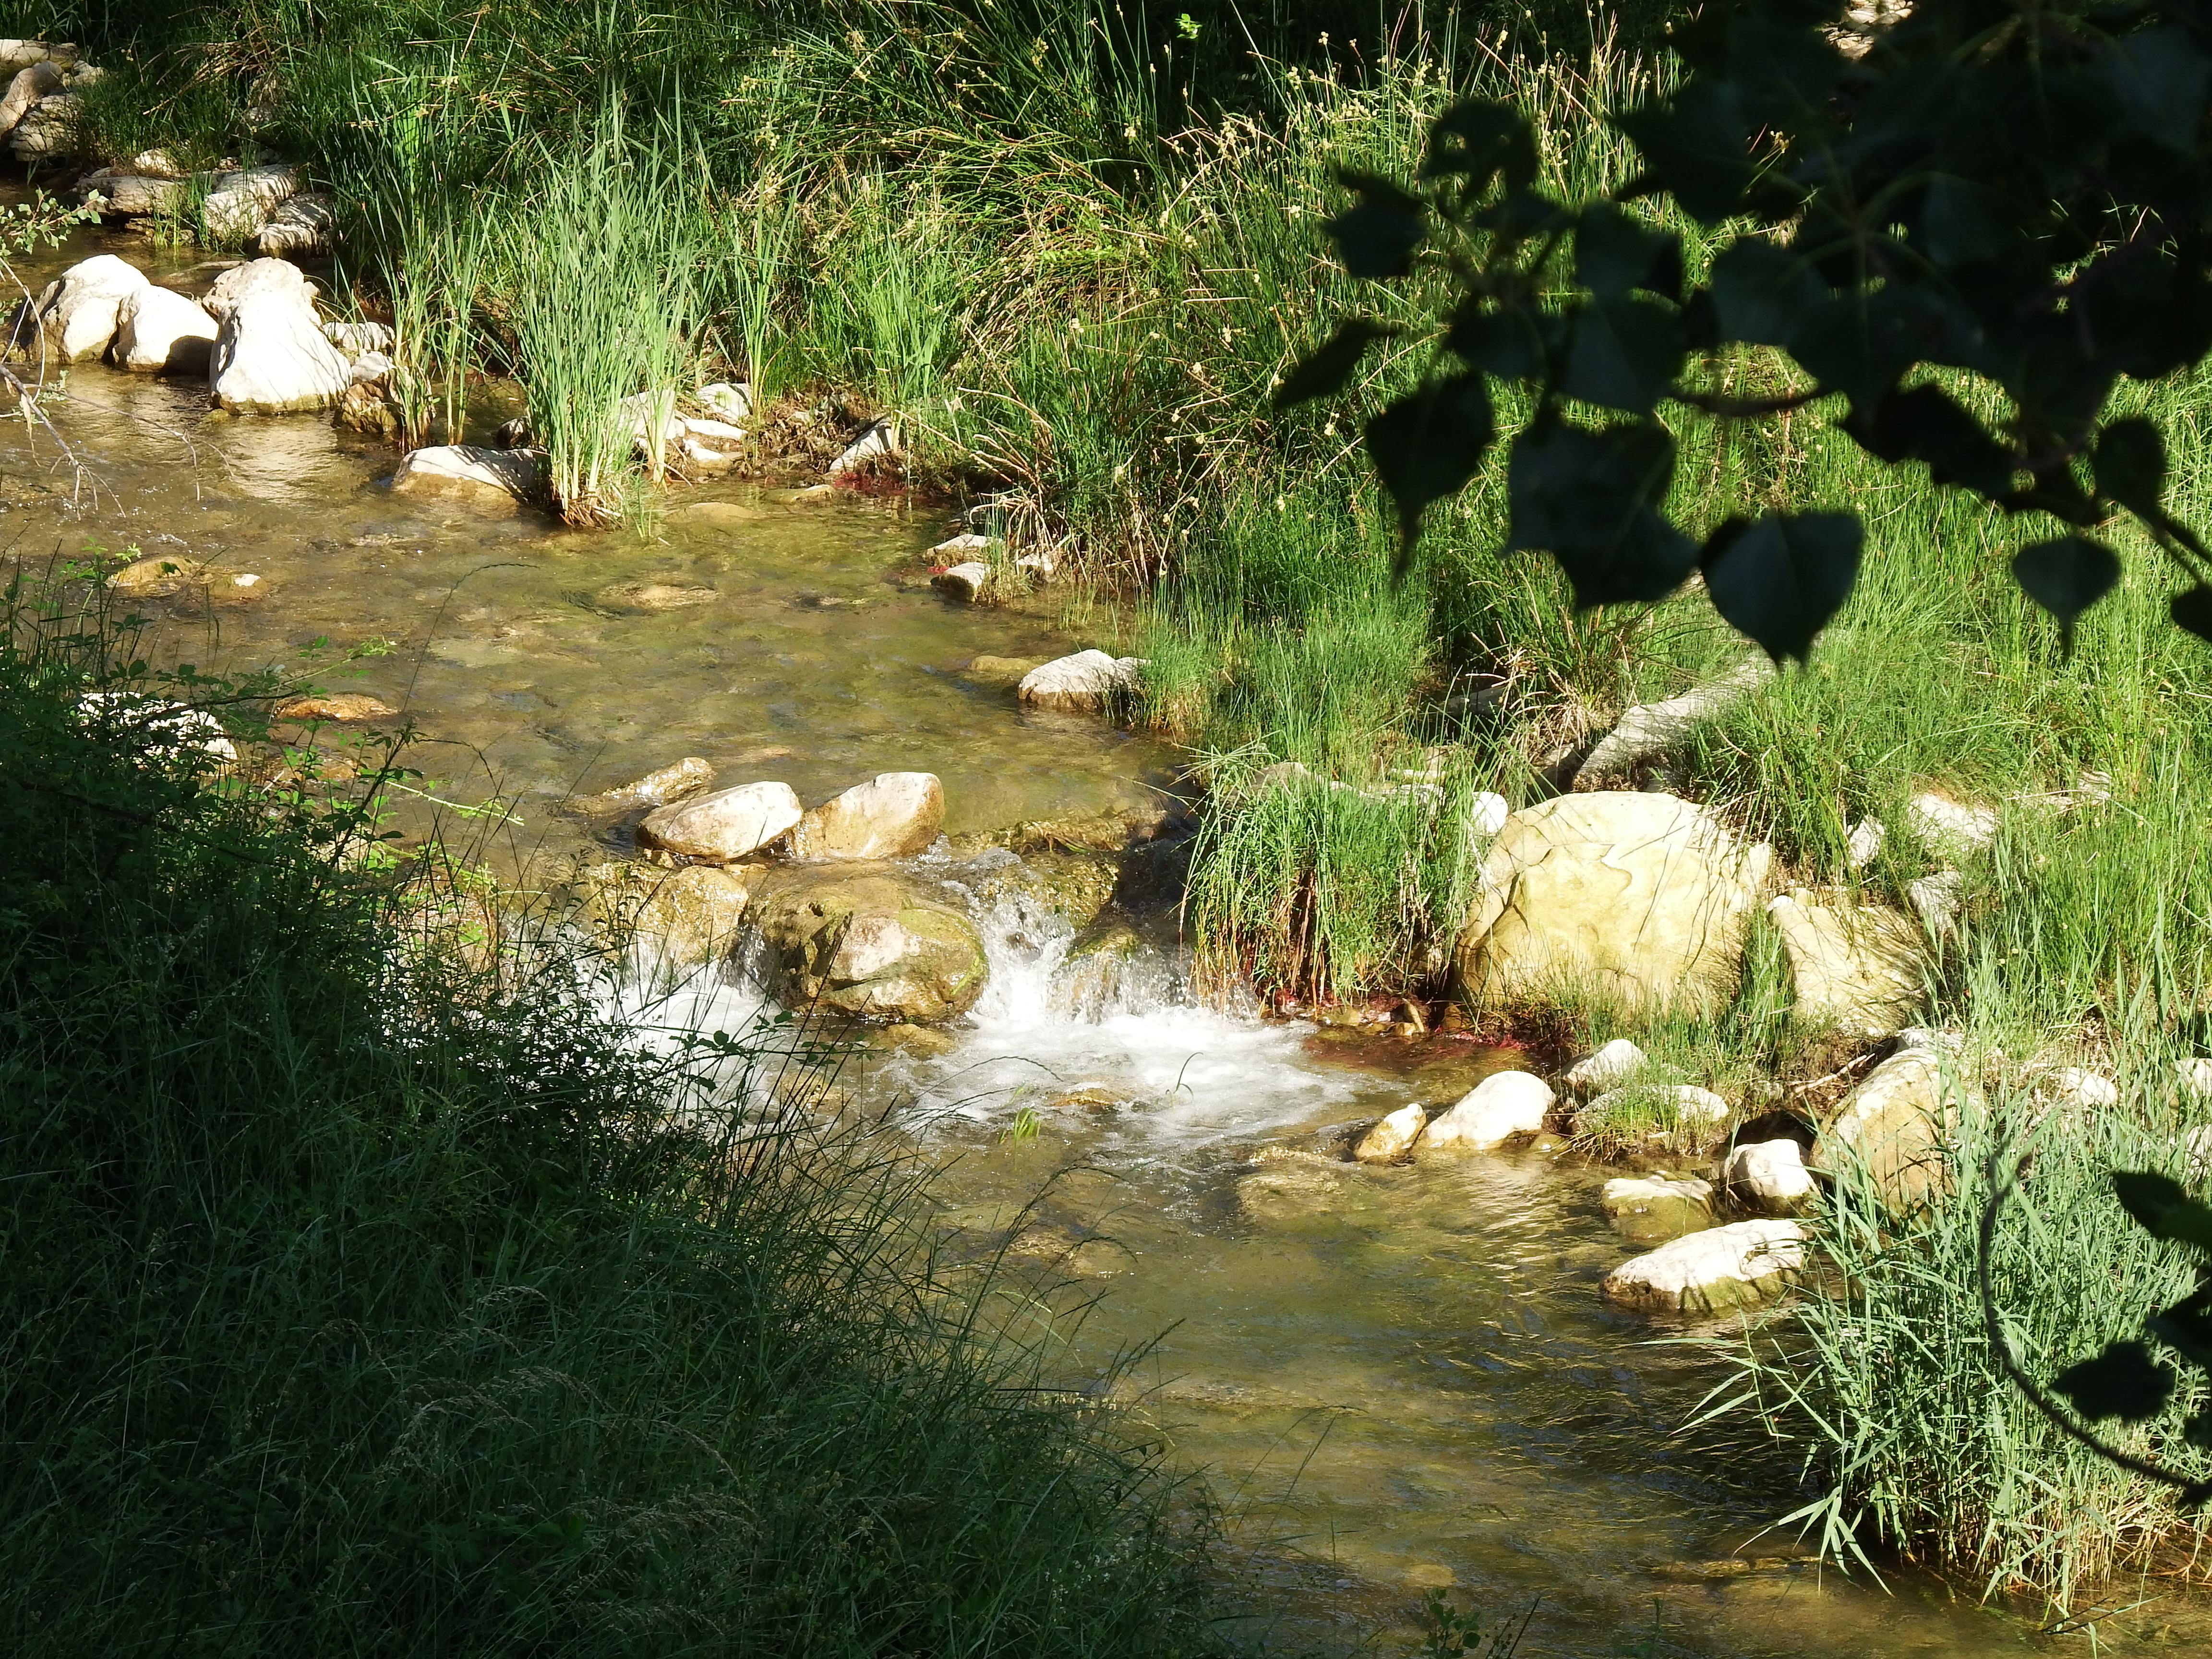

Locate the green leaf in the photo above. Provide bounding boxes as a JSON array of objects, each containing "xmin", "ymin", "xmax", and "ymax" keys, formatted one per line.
[
  {"xmin": 2113, "ymin": 1170, "xmax": 2212, "ymax": 1250},
  {"xmin": 1576, "ymin": 203, "xmax": 1682, "ymax": 301},
  {"xmin": 1613, "ymin": 79, "xmax": 1754, "ymax": 226},
  {"xmin": 2093, "ymin": 417, "xmax": 2167, "ymax": 518},
  {"xmin": 1506, "ymin": 420, "xmax": 1695, "ymax": 608},
  {"xmin": 1840, "ymin": 384, "xmax": 2017, "ymax": 499},
  {"xmin": 1324, "ymin": 173, "xmax": 1427, "ymax": 279},
  {"xmin": 1274, "ymin": 319, "xmax": 1397, "ymax": 409},
  {"xmin": 2147, "ymin": 1294, "xmax": 2212, "ymax": 1370},
  {"xmin": 1365, "ymin": 373, "xmax": 1495, "ymax": 550},
  {"xmin": 2052, "ymin": 1340, "xmax": 2176, "ymax": 1424},
  {"xmin": 1561, "ymin": 296, "xmax": 1686, "ymax": 415},
  {"xmin": 1448, "ymin": 304, "xmax": 1555, "ymax": 382},
  {"xmin": 1789, "ymin": 289, "xmax": 1953, "ymax": 409},
  {"xmin": 1707, "ymin": 239, "xmax": 1826, "ymax": 348},
  {"xmin": 1420, "ymin": 99, "xmax": 1538, "ymax": 193},
  {"xmin": 2104, "ymin": 28, "xmax": 2212, "ymax": 152},
  {"xmin": 2173, "ymin": 587, "xmax": 2212, "ymax": 643},
  {"xmin": 2011, "ymin": 536, "xmax": 2120, "ymax": 642},
  {"xmin": 1700, "ymin": 511, "xmax": 1862, "ymax": 663}
]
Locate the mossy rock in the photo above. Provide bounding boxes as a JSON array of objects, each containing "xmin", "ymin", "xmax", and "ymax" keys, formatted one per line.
[{"xmin": 748, "ymin": 865, "xmax": 986, "ymax": 1022}]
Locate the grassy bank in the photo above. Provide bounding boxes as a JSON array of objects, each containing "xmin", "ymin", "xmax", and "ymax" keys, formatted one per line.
[
  {"xmin": 0, "ymin": 588, "xmax": 1225, "ymax": 1653},
  {"xmin": 34, "ymin": 0, "xmax": 2212, "ymax": 1622}
]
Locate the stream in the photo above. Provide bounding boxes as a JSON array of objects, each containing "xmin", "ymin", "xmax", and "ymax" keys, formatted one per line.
[{"xmin": 0, "ymin": 221, "xmax": 2164, "ymax": 1656}]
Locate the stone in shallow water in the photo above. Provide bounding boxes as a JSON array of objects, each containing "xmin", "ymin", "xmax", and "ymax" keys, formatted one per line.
[
  {"xmin": 1353, "ymin": 1102, "xmax": 1427, "ymax": 1163},
  {"xmin": 788, "ymin": 771, "xmax": 943, "ymax": 861},
  {"xmin": 593, "ymin": 579, "xmax": 719, "ymax": 614},
  {"xmin": 1417, "ymin": 1070, "xmax": 1553, "ymax": 1152},
  {"xmin": 1017, "ymin": 649, "xmax": 1145, "ymax": 713},
  {"xmin": 390, "ymin": 444, "xmax": 547, "ymax": 511},
  {"xmin": 1720, "ymin": 1138, "xmax": 1815, "ymax": 1215},
  {"xmin": 1599, "ymin": 1174, "xmax": 1715, "ymax": 1241},
  {"xmin": 111, "ymin": 284, "xmax": 214, "ymax": 375},
  {"xmin": 637, "ymin": 781, "xmax": 803, "ymax": 863},
  {"xmin": 1601, "ymin": 1219, "xmax": 1805, "ymax": 1314},
  {"xmin": 748, "ymin": 866, "xmax": 987, "ymax": 1022},
  {"xmin": 36, "ymin": 252, "xmax": 146, "ymax": 361},
  {"xmin": 272, "ymin": 693, "xmax": 397, "ymax": 722}
]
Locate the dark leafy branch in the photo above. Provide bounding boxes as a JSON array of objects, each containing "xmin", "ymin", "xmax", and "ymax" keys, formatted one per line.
[{"xmin": 1281, "ymin": 0, "xmax": 2212, "ymax": 661}]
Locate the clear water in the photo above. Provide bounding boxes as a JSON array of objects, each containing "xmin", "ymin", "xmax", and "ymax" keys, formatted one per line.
[{"xmin": 5, "ymin": 219, "xmax": 2185, "ymax": 1656}]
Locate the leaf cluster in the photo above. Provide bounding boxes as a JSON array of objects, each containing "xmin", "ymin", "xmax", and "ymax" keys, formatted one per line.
[{"xmin": 1283, "ymin": 0, "xmax": 2212, "ymax": 660}]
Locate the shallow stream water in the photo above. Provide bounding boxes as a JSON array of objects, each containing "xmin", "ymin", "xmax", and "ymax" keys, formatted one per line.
[{"xmin": 3, "ymin": 220, "xmax": 2188, "ymax": 1656}]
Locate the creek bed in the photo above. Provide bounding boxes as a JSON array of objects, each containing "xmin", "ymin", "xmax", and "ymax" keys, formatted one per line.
[{"xmin": 0, "ymin": 220, "xmax": 2185, "ymax": 1657}]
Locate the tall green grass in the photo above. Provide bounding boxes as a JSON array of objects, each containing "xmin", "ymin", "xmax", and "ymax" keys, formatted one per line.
[{"xmin": 0, "ymin": 589, "xmax": 1225, "ymax": 1656}]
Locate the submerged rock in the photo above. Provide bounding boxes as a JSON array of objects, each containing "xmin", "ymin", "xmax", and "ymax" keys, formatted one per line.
[
  {"xmin": 750, "ymin": 866, "xmax": 988, "ymax": 1022},
  {"xmin": 271, "ymin": 693, "xmax": 397, "ymax": 722},
  {"xmin": 933, "ymin": 561, "xmax": 992, "ymax": 601},
  {"xmin": 1353, "ymin": 1103, "xmax": 1428, "ymax": 1163},
  {"xmin": 1721, "ymin": 1138, "xmax": 1816, "ymax": 1215},
  {"xmin": 788, "ymin": 771, "xmax": 943, "ymax": 861},
  {"xmin": 389, "ymin": 445, "xmax": 547, "ymax": 511},
  {"xmin": 636, "ymin": 780, "xmax": 803, "ymax": 863},
  {"xmin": 1599, "ymin": 1174, "xmax": 1715, "ymax": 1240},
  {"xmin": 112, "ymin": 284, "xmax": 215, "ymax": 374},
  {"xmin": 1601, "ymin": 1219, "xmax": 1805, "ymax": 1314},
  {"xmin": 593, "ymin": 579, "xmax": 719, "ymax": 614},
  {"xmin": 575, "ymin": 756, "xmax": 714, "ymax": 813},
  {"xmin": 1765, "ymin": 887, "xmax": 1922, "ymax": 1035},
  {"xmin": 1238, "ymin": 1149, "xmax": 1349, "ymax": 1220},
  {"xmin": 1561, "ymin": 1038, "xmax": 1648, "ymax": 1097},
  {"xmin": 1416, "ymin": 1070, "xmax": 1554, "ymax": 1152},
  {"xmin": 961, "ymin": 654, "xmax": 1050, "ymax": 687},
  {"xmin": 34, "ymin": 253, "xmax": 147, "ymax": 361},
  {"xmin": 1017, "ymin": 649, "xmax": 1146, "ymax": 714},
  {"xmin": 1453, "ymin": 792, "xmax": 1773, "ymax": 1017}
]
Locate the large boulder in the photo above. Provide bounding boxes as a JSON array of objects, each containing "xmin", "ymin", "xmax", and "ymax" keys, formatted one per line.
[
  {"xmin": 35, "ymin": 254, "xmax": 147, "ymax": 361},
  {"xmin": 1722, "ymin": 1138, "xmax": 1817, "ymax": 1215},
  {"xmin": 636, "ymin": 781, "xmax": 803, "ymax": 863},
  {"xmin": 208, "ymin": 260, "xmax": 350, "ymax": 413},
  {"xmin": 10, "ymin": 92, "xmax": 80, "ymax": 159},
  {"xmin": 1452, "ymin": 792, "xmax": 1773, "ymax": 1015},
  {"xmin": 1601, "ymin": 1220, "xmax": 1806, "ymax": 1314},
  {"xmin": 749, "ymin": 866, "xmax": 988, "ymax": 1022},
  {"xmin": 1017, "ymin": 650, "xmax": 1145, "ymax": 714},
  {"xmin": 1416, "ymin": 1070, "xmax": 1554, "ymax": 1152},
  {"xmin": 1819, "ymin": 1047, "xmax": 1956, "ymax": 1207},
  {"xmin": 112, "ymin": 284, "xmax": 216, "ymax": 374},
  {"xmin": 1765, "ymin": 887, "xmax": 1921, "ymax": 1035},
  {"xmin": 0, "ymin": 60, "xmax": 61, "ymax": 137},
  {"xmin": 389, "ymin": 445, "xmax": 548, "ymax": 512},
  {"xmin": 788, "ymin": 772, "xmax": 943, "ymax": 861}
]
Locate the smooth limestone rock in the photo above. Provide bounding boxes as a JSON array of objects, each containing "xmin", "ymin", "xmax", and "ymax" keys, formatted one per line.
[
  {"xmin": 38, "ymin": 253, "xmax": 147, "ymax": 361},
  {"xmin": 1722, "ymin": 1138, "xmax": 1817, "ymax": 1215},
  {"xmin": 1583, "ymin": 1082, "xmax": 1732, "ymax": 1135},
  {"xmin": 2047, "ymin": 1066, "xmax": 2119, "ymax": 1111},
  {"xmin": 619, "ymin": 865, "xmax": 752, "ymax": 966},
  {"xmin": 1571, "ymin": 659, "xmax": 1773, "ymax": 790},
  {"xmin": 1844, "ymin": 817, "xmax": 1886, "ymax": 869},
  {"xmin": 749, "ymin": 866, "xmax": 988, "ymax": 1022},
  {"xmin": 271, "ymin": 693, "xmax": 397, "ymax": 722},
  {"xmin": 697, "ymin": 381, "xmax": 753, "ymax": 422},
  {"xmin": 201, "ymin": 164, "xmax": 301, "ymax": 242},
  {"xmin": 76, "ymin": 168, "xmax": 186, "ymax": 216},
  {"xmin": 1600, "ymin": 1174, "xmax": 1716, "ymax": 1240},
  {"xmin": 933, "ymin": 561, "xmax": 992, "ymax": 601},
  {"xmin": 1765, "ymin": 886, "xmax": 1922, "ymax": 1036},
  {"xmin": 323, "ymin": 319, "xmax": 394, "ymax": 353},
  {"xmin": 788, "ymin": 771, "xmax": 943, "ymax": 861},
  {"xmin": 1601, "ymin": 1220, "xmax": 1806, "ymax": 1315},
  {"xmin": 1017, "ymin": 649, "xmax": 1147, "ymax": 714},
  {"xmin": 962, "ymin": 654, "xmax": 1050, "ymax": 688},
  {"xmin": 1905, "ymin": 869, "xmax": 1967, "ymax": 934},
  {"xmin": 1354, "ymin": 1103, "xmax": 1429, "ymax": 1163},
  {"xmin": 1416, "ymin": 1070, "xmax": 1554, "ymax": 1152},
  {"xmin": 586, "ymin": 757, "xmax": 715, "ymax": 812},
  {"xmin": 389, "ymin": 445, "xmax": 547, "ymax": 511},
  {"xmin": 827, "ymin": 418, "xmax": 899, "ymax": 475},
  {"xmin": 932, "ymin": 532, "xmax": 992, "ymax": 558},
  {"xmin": 1905, "ymin": 790, "xmax": 1997, "ymax": 855},
  {"xmin": 1820, "ymin": 1047, "xmax": 1955, "ymax": 1208},
  {"xmin": 636, "ymin": 780, "xmax": 803, "ymax": 863},
  {"xmin": 209, "ymin": 260, "xmax": 351, "ymax": 413},
  {"xmin": 0, "ymin": 41, "xmax": 60, "ymax": 74},
  {"xmin": 0, "ymin": 60, "xmax": 62, "ymax": 138},
  {"xmin": 1453, "ymin": 792, "xmax": 1773, "ymax": 1016},
  {"xmin": 253, "ymin": 191, "xmax": 333, "ymax": 257},
  {"xmin": 112, "ymin": 284, "xmax": 216, "ymax": 374},
  {"xmin": 10, "ymin": 92, "xmax": 81, "ymax": 158},
  {"xmin": 1562, "ymin": 1038, "xmax": 1648, "ymax": 1097}
]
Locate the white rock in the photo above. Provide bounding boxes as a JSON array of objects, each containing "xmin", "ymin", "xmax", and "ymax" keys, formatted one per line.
[
  {"xmin": 74, "ymin": 690, "xmax": 236, "ymax": 764},
  {"xmin": 787, "ymin": 772, "xmax": 944, "ymax": 861},
  {"xmin": 35, "ymin": 253, "xmax": 147, "ymax": 361},
  {"xmin": 932, "ymin": 532, "xmax": 992, "ymax": 557},
  {"xmin": 206, "ymin": 260, "xmax": 349, "ymax": 414},
  {"xmin": 1601, "ymin": 1220, "xmax": 1806, "ymax": 1314},
  {"xmin": 932, "ymin": 562, "xmax": 991, "ymax": 601},
  {"xmin": 2185, "ymin": 1125, "xmax": 2212, "ymax": 1178},
  {"xmin": 347, "ymin": 349, "xmax": 393, "ymax": 385},
  {"xmin": 1822, "ymin": 1047, "xmax": 1956, "ymax": 1207},
  {"xmin": 201, "ymin": 163, "xmax": 301, "ymax": 242},
  {"xmin": 388, "ymin": 445, "xmax": 547, "ymax": 511},
  {"xmin": 202, "ymin": 257, "xmax": 316, "ymax": 322},
  {"xmin": 1722, "ymin": 1139, "xmax": 1816, "ymax": 1214},
  {"xmin": 1561, "ymin": 1038, "xmax": 1647, "ymax": 1097},
  {"xmin": 323, "ymin": 319, "xmax": 393, "ymax": 353},
  {"xmin": 1600, "ymin": 1174, "xmax": 1716, "ymax": 1234},
  {"xmin": 74, "ymin": 168, "xmax": 185, "ymax": 216},
  {"xmin": 637, "ymin": 781, "xmax": 805, "ymax": 863},
  {"xmin": 1014, "ymin": 549, "xmax": 1058, "ymax": 581},
  {"xmin": 1417, "ymin": 1070, "xmax": 1555, "ymax": 1152},
  {"xmin": 1017, "ymin": 649, "xmax": 1146, "ymax": 714},
  {"xmin": 111, "ymin": 284, "xmax": 216, "ymax": 375},
  {"xmin": 0, "ymin": 60, "xmax": 61, "ymax": 137},
  {"xmin": 1845, "ymin": 817, "xmax": 1886, "ymax": 870},
  {"xmin": 1572, "ymin": 659, "xmax": 1773, "ymax": 790},
  {"xmin": 1455, "ymin": 792, "xmax": 1774, "ymax": 1016},
  {"xmin": 2176, "ymin": 1058, "xmax": 2212, "ymax": 1101},
  {"xmin": 11, "ymin": 93, "xmax": 82, "ymax": 158},
  {"xmin": 1462, "ymin": 790, "xmax": 1511, "ymax": 840},
  {"xmin": 1354, "ymin": 1103, "xmax": 1428, "ymax": 1162},
  {"xmin": 0, "ymin": 42, "xmax": 55, "ymax": 74},
  {"xmin": 1765, "ymin": 887, "xmax": 1921, "ymax": 1036},
  {"xmin": 252, "ymin": 191, "xmax": 334, "ymax": 257},
  {"xmin": 2047, "ymin": 1067, "xmax": 2118, "ymax": 1110},
  {"xmin": 828, "ymin": 418, "xmax": 899, "ymax": 475},
  {"xmin": 697, "ymin": 382, "xmax": 753, "ymax": 422},
  {"xmin": 1905, "ymin": 790, "xmax": 1997, "ymax": 854},
  {"xmin": 1905, "ymin": 870, "xmax": 1966, "ymax": 935},
  {"xmin": 125, "ymin": 147, "xmax": 183, "ymax": 178}
]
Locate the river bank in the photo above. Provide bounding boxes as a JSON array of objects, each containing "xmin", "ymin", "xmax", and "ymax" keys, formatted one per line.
[{"xmin": 12, "ymin": 3, "xmax": 2212, "ymax": 1647}]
